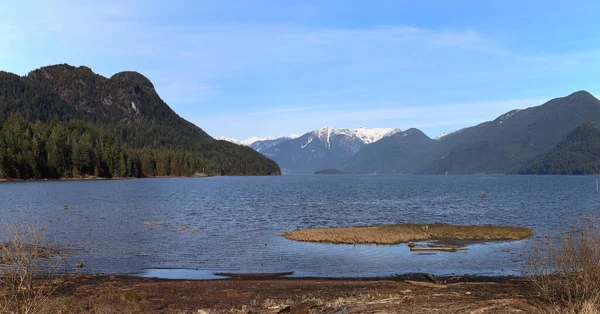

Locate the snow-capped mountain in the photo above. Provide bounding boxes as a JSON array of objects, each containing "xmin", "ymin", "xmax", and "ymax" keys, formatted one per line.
[
  {"xmin": 216, "ymin": 134, "xmax": 300, "ymax": 152},
  {"xmin": 353, "ymin": 127, "xmax": 401, "ymax": 144},
  {"xmin": 261, "ymin": 126, "xmax": 400, "ymax": 174}
]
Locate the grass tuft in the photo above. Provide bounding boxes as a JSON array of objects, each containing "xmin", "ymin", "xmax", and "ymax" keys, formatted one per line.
[{"xmin": 121, "ymin": 292, "xmax": 149, "ymax": 303}]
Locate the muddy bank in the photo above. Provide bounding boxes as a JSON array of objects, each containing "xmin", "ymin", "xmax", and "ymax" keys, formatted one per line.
[{"xmin": 33, "ymin": 274, "xmax": 542, "ymax": 313}]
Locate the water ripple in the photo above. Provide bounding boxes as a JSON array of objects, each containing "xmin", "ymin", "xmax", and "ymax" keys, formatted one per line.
[{"xmin": 0, "ymin": 175, "xmax": 597, "ymax": 277}]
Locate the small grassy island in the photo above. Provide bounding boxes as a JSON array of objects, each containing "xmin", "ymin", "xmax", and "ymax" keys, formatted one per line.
[
  {"xmin": 314, "ymin": 169, "xmax": 344, "ymax": 175},
  {"xmin": 282, "ymin": 223, "xmax": 534, "ymax": 245}
]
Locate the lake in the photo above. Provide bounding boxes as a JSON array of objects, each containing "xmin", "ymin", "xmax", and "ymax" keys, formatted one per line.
[{"xmin": 1, "ymin": 175, "xmax": 598, "ymax": 279}]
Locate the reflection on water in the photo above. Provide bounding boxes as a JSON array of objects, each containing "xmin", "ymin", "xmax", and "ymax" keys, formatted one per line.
[
  {"xmin": 1, "ymin": 175, "xmax": 598, "ymax": 278},
  {"xmin": 133, "ymin": 269, "xmax": 228, "ymax": 280}
]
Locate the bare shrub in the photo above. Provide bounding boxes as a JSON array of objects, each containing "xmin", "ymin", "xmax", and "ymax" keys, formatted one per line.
[
  {"xmin": 525, "ymin": 220, "xmax": 600, "ymax": 313},
  {"xmin": 0, "ymin": 223, "xmax": 67, "ymax": 314}
]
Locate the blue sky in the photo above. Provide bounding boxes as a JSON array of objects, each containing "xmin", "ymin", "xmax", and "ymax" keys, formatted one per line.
[{"xmin": 2, "ymin": 1, "xmax": 600, "ymax": 140}]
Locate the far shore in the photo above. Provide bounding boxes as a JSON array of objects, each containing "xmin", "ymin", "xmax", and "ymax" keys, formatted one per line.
[{"xmin": 0, "ymin": 173, "xmax": 216, "ymax": 182}]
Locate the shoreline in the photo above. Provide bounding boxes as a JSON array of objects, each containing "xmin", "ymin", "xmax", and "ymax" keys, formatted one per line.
[
  {"xmin": 0, "ymin": 174, "xmax": 215, "ymax": 182},
  {"xmin": 2, "ymin": 173, "xmax": 598, "ymax": 183},
  {"xmin": 127, "ymin": 272, "xmax": 520, "ymax": 282},
  {"xmin": 29, "ymin": 273, "xmax": 538, "ymax": 313}
]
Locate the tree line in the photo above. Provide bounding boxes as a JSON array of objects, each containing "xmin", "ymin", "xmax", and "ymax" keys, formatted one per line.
[
  {"xmin": 519, "ymin": 122, "xmax": 600, "ymax": 175},
  {"xmin": 0, "ymin": 115, "xmax": 280, "ymax": 179}
]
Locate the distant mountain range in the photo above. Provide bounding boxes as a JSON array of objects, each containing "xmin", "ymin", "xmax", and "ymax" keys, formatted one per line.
[
  {"xmin": 218, "ymin": 127, "xmax": 400, "ymax": 174},
  {"xmin": 11, "ymin": 65, "xmax": 599, "ymax": 177},
  {"xmin": 246, "ymin": 127, "xmax": 400, "ymax": 174},
  {"xmin": 341, "ymin": 91, "xmax": 600, "ymax": 174},
  {"xmin": 216, "ymin": 135, "xmax": 300, "ymax": 152},
  {"xmin": 220, "ymin": 90, "xmax": 600, "ymax": 175},
  {"xmin": 418, "ymin": 91, "xmax": 600, "ymax": 174}
]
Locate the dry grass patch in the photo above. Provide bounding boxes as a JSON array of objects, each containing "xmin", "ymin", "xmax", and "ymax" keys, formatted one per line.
[
  {"xmin": 282, "ymin": 223, "xmax": 533, "ymax": 245},
  {"xmin": 249, "ymin": 290, "xmax": 407, "ymax": 312},
  {"xmin": 142, "ymin": 221, "xmax": 164, "ymax": 226},
  {"xmin": 121, "ymin": 292, "xmax": 150, "ymax": 303}
]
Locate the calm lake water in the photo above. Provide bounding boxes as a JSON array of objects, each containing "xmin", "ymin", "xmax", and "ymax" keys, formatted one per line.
[{"xmin": 1, "ymin": 175, "xmax": 599, "ymax": 278}]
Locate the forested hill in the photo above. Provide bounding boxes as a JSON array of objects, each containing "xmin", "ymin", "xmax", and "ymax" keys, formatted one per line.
[
  {"xmin": 0, "ymin": 64, "xmax": 280, "ymax": 179},
  {"xmin": 520, "ymin": 121, "xmax": 600, "ymax": 174}
]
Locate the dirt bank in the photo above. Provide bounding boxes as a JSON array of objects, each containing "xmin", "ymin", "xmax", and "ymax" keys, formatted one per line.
[{"xmin": 38, "ymin": 274, "xmax": 541, "ymax": 313}]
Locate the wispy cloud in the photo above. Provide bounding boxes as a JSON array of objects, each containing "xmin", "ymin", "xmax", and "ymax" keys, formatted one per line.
[
  {"xmin": 196, "ymin": 97, "xmax": 548, "ymax": 139},
  {"xmin": 2, "ymin": 1, "xmax": 599, "ymax": 140}
]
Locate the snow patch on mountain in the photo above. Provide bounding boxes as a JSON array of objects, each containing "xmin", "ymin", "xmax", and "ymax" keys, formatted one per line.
[
  {"xmin": 216, "ymin": 136, "xmax": 241, "ymax": 144},
  {"xmin": 217, "ymin": 134, "xmax": 298, "ymax": 146},
  {"xmin": 310, "ymin": 126, "xmax": 399, "ymax": 146},
  {"xmin": 301, "ymin": 137, "xmax": 313, "ymax": 149},
  {"xmin": 434, "ymin": 132, "xmax": 447, "ymax": 140},
  {"xmin": 434, "ymin": 129, "xmax": 461, "ymax": 140},
  {"xmin": 354, "ymin": 127, "xmax": 401, "ymax": 144}
]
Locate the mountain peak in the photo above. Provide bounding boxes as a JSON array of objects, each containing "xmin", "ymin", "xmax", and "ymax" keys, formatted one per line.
[
  {"xmin": 522, "ymin": 120, "xmax": 600, "ymax": 174},
  {"xmin": 568, "ymin": 90, "xmax": 594, "ymax": 98},
  {"xmin": 110, "ymin": 71, "xmax": 155, "ymax": 89},
  {"xmin": 434, "ymin": 132, "xmax": 447, "ymax": 140},
  {"xmin": 562, "ymin": 121, "xmax": 600, "ymax": 142},
  {"xmin": 434, "ymin": 129, "xmax": 461, "ymax": 140},
  {"xmin": 557, "ymin": 90, "xmax": 600, "ymax": 106},
  {"xmin": 28, "ymin": 64, "xmax": 102, "ymax": 82},
  {"xmin": 403, "ymin": 128, "xmax": 430, "ymax": 138},
  {"xmin": 353, "ymin": 127, "xmax": 401, "ymax": 144},
  {"xmin": 308, "ymin": 126, "xmax": 400, "ymax": 144}
]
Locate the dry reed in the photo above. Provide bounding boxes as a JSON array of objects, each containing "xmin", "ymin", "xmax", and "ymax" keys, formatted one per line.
[
  {"xmin": 0, "ymin": 223, "xmax": 68, "ymax": 314},
  {"xmin": 526, "ymin": 220, "xmax": 600, "ymax": 313}
]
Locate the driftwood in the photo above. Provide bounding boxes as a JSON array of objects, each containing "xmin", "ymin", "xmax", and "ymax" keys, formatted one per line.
[
  {"xmin": 405, "ymin": 280, "xmax": 448, "ymax": 289},
  {"xmin": 446, "ymin": 282, "xmax": 499, "ymax": 286},
  {"xmin": 410, "ymin": 247, "xmax": 467, "ymax": 252},
  {"xmin": 215, "ymin": 271, "xmax": 294, "ymax": 279}
]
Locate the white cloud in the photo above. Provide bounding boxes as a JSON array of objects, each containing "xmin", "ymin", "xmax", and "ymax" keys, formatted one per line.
[
  {"xmin": 2, "ymin": 1, "xmax": 599, "ymax": 140},
  {"xmin": 197, "ymin": 97, "xmax": 549, "ymax": 139}
]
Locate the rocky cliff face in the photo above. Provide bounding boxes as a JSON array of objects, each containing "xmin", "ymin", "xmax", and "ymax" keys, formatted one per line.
[{"xmin": 27, "ymin": 65, "xmax": 207, "ymax": 136}]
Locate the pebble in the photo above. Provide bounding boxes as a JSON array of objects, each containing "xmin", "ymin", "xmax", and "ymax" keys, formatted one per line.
[{"xmin": 465, "ymin": 291, "xmax": 472, "ymax": 295}]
